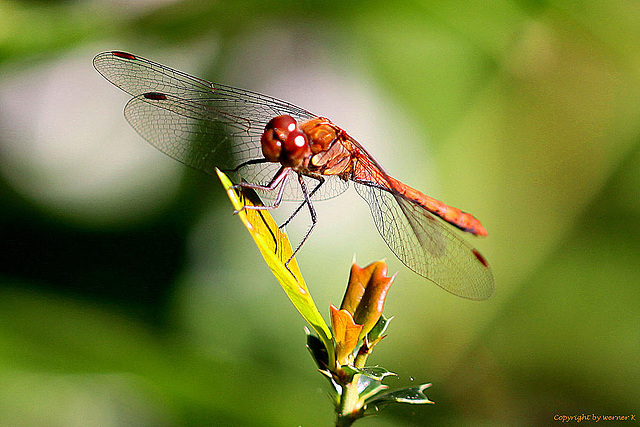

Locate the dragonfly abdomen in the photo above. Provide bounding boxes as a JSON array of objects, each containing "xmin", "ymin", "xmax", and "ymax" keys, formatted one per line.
[{"xmin": 386, "ymin": 176, "xmax": 488, "ymax": 237}]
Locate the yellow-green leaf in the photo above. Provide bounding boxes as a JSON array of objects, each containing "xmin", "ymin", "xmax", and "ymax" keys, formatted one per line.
[{"xmin": 216, "ymin": 169, "xmax": 333, "ymax": 362}]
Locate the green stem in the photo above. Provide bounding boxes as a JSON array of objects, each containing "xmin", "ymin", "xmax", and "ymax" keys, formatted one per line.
[
  {"xmin": 334, "ymin": 341, "xmax": 374, "ymax": 425},
  {"xmin": 335, "ymin": 375, "xmax": 364, "ymax": 427}
]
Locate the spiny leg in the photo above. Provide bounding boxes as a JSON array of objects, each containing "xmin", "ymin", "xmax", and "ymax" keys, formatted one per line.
[
  {"xmin": 284, "ymin": 173, "xmax": 318, "ymax": 272},
  {"xmin": 280, "ymin": 175, "xmax": 325, "ymax": 229},
  {"xmin": 233, "ymin": 166, "xmax": 290, "ymax": 213},
  {"xmin": 221, "ymin": 157, "xmax": 269, "ymax": 174}
]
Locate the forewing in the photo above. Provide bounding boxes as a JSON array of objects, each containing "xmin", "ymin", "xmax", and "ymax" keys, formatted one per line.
[
  {"xmin": 94, "ymin": 51, "xmax": 213, "ymax": 98},
  {"xmin": 95, "ymin": 51, "xmax": 348, "ymax": 201},
  {"xmin": 123, "ymin": 93, "xmax": 348, "ymax": 201}
]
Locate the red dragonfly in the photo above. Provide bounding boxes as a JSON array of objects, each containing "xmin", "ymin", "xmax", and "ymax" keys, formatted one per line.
[{"xmin": 94, "ymin": 51, "xmax": 494, "ymax": 300}]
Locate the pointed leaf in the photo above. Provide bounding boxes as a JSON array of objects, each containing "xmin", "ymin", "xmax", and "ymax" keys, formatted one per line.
[
  {"xmin": 357, "ymin": 366, "xmax": 397, "ymax": 381},
  {"xmin": 367, "ymin": 383, "xmax": 434, "ymax": 406},
  {"xmin": 356, "ymin": 375, "xmax": 388, "ymax": 402},
  {"xmin": 367, "ymin": 314, "xmax": 393, "ymax": 343},
  {"xmin": 330, "ymin": 304, "xmax": 363, "ymax": 366},
  {"xmin": 340, "ymin": 260, "xmax": 395, "ymax": 340},
  {"xmin": 305, "ymin": 328, "xmax": 329, "ymax": 371},
  {"xmin": 341, "ymin": 261, "xmax": 379, "ymax": 315},
  {"xmin": 216, "ymin": 169, "xmax": 333, "ymax": 364}
]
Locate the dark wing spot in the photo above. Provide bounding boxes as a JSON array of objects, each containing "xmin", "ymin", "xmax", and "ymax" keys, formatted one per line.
[
  {"xmin": 472, "ymin": 249, "xmax": 490, "ymax": 268},
  {"xmin": 111, "ymin": 51, "xmax": 137, "ymax": 60},
  {"xmin": 143, "ymin": 92, "xmax": 167, "ymax": 100}
]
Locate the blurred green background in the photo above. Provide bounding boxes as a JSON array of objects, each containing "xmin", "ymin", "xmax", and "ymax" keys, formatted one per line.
[{"xmin": 1, "ymin": 1, "xmax": 638, "ymax": 425}]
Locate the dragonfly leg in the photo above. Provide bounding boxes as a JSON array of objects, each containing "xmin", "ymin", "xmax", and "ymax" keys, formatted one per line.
[
  {"xmin": 284, "ymin": 174, "xmax": 318, "ymax": 272},
  {"xmin": 222, "ymin": 157, "xmax": 269, "ymax": 174},
  {"xmin": 233, "ymin": 166, "xmax": 290, "ymax": 213},
  {"xmin": 280, "ymin": 176, "xmax": 325, "ymax": 229}
]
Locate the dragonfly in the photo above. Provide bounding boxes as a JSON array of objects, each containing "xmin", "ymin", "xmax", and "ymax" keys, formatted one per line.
[{"xmin": 93, "ymin": 51, "xmax": 494, "ymax": 300}]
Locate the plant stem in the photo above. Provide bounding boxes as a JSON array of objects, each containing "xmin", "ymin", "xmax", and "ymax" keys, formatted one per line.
[{"xmin": 335, "ymin": 375, "xmax": 364, "ymax": 427}]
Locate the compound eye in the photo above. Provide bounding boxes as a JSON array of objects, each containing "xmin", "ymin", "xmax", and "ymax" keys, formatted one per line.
[
  {"xmin": 265, "ymin": 115, "xmax": 297, "ymax": 135},
  {"xmin": 283, "ymin": 130, "xmax": 309, "ymax": 166},
  {"xmin": 261, "ymin": 116, "xmax": 297, "ymax": 162},
  {"xmin": 261, "ymin": 130, "xmax": 282, "ymax": 162}
]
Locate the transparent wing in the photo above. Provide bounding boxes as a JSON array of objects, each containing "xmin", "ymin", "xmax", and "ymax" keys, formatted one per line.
[
  {"xmin": 94, "ymin": 51, "xmax": 348, "ymax": 201},
  {"xmin": 343, "ymin": 134, "xmax": 494, "ymax": 300},
  {"xmin": 94, "ymin": 51, "xmax": 313, "ymax": 112},
  {"xmin": 354, "ymin": 182, "xmax": 494, "ymax": 300}
]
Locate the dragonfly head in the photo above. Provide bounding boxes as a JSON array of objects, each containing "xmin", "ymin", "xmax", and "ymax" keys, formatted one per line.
[{"xmin": 261, "ymin": 115, "xmax": 311, "ymax": 168}]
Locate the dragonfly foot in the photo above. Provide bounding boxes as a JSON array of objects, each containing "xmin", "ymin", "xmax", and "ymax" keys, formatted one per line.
[
  {"xmin": 232, "ymin": 207, "xmax": 246, "ymax": 215},
  {"xmin": 283, "ymin": 258, "xmax": 298, "ymax": 282}
]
